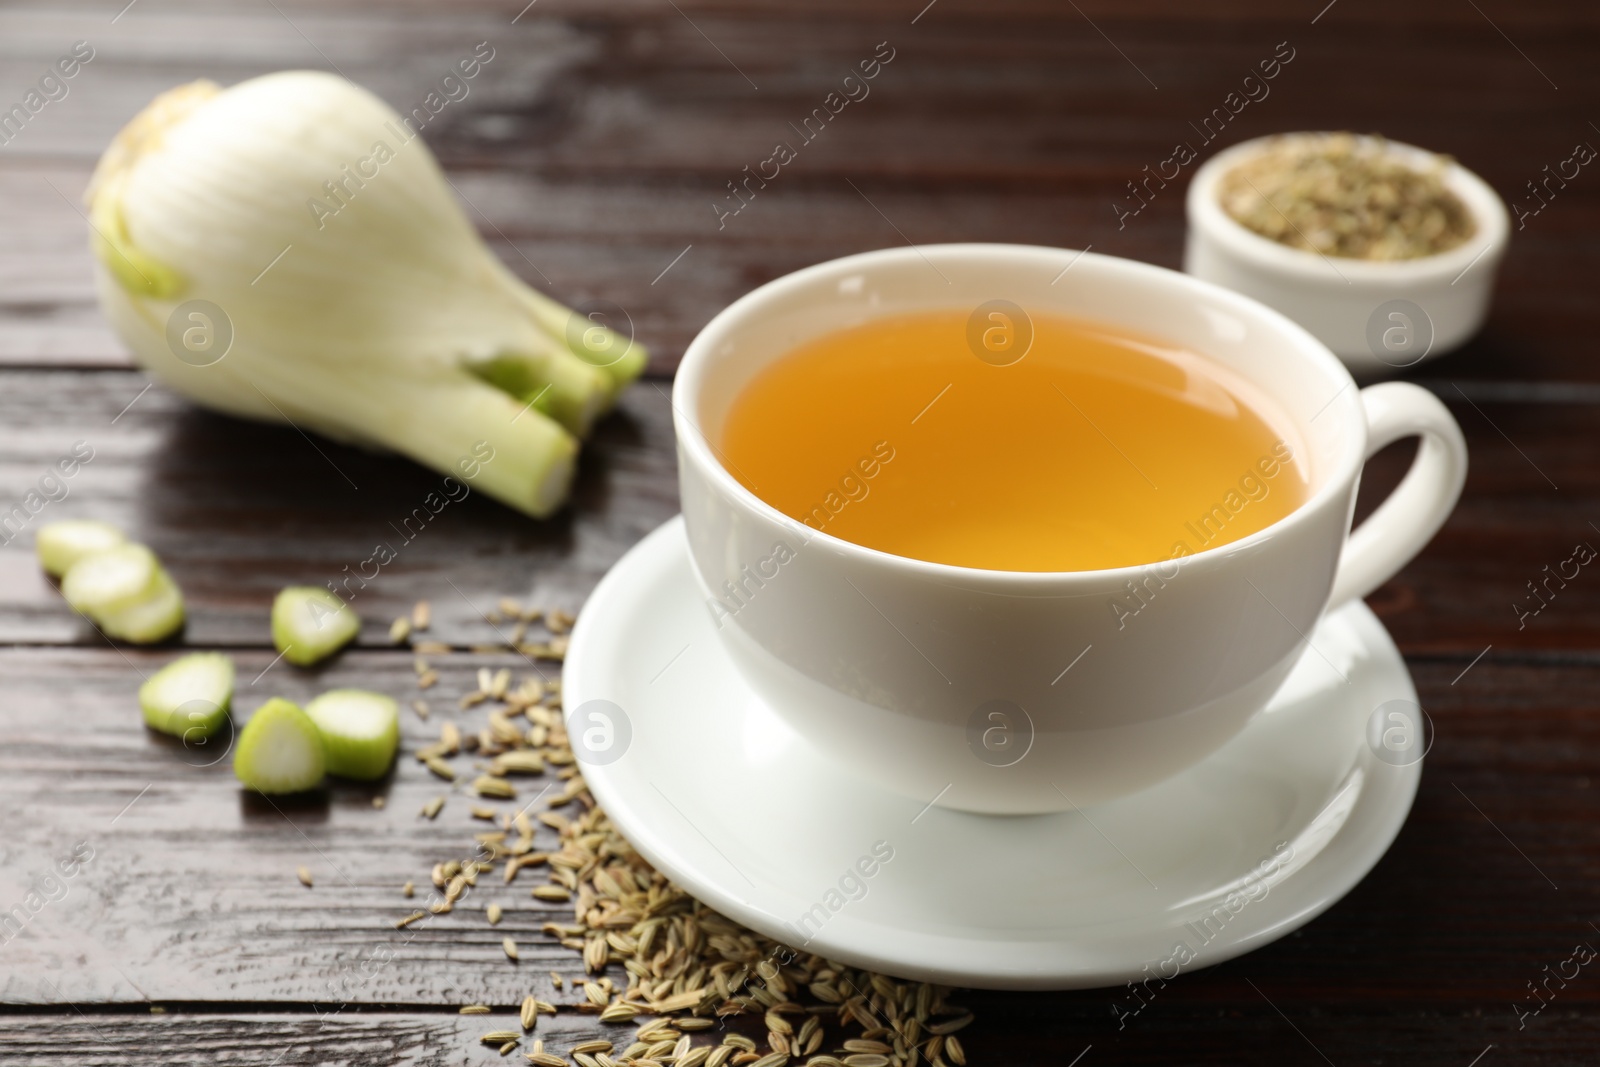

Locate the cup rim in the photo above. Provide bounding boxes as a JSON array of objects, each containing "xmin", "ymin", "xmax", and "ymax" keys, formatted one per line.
[
  {"xmin": 673, "ymin": 242, "xmax": 1366, "ymax": 586},
  {"xmin": 1186, "ymin": 132, "xmax": 1511, "ymax": 287}
]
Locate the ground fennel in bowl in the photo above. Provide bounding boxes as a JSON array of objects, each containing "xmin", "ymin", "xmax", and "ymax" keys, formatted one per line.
[{"xmin": 1218, "ymin": 133, "xmax": 1476, "ymax": 261}]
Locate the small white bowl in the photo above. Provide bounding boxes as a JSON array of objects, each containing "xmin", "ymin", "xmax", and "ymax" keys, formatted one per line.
[{"xmin": 1184, "ymin": 133, "xmax": 1510, "ymax": 375}]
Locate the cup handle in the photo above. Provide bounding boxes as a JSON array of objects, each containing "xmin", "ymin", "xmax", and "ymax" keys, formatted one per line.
[{"xmin": 1327, "ymin": 381, "xmax": 1469, "ymax": 610}]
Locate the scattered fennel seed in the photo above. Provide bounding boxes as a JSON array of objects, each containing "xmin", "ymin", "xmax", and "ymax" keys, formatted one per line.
[
  {"xmin": 387, "ymin": 597, "xmax": 978, "ymax": 1067},
  {"xmin": 481, "ymin": 1030, "xmax": 522, "ymax": 1043}
]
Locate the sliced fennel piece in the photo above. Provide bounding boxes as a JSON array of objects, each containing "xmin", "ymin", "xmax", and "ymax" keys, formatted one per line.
[
  {"xmin": 59, "ymin": 542, "xmax": 185, "ymax": 643},
  {"xmin": 85, "ymin": 72, "xmax": 648, "ymax": 518},
  {"xmin": 96, "ymin": 567, "xmax": 185, "ymax": 643},
  {"xmin": 60, "ymin": 543, "xmax": 161, "ymax": 616},
  {"xmin": 273, "ymin": 586, "xmax": 360, "ymax": 666},
  {"xmin": 305, "ymin": 689, "xmax": 399, "ymax": 781},
  {"xmin": 233, "ymin": 697, "xmax": 326, "ymax": 794},
  {"xmin": 36, "ymin": 520, "xmax": 127, "ymax": 578},
  {"xmin": 139, "ymin": 651, "xmax": 234, "ymax": 739}
]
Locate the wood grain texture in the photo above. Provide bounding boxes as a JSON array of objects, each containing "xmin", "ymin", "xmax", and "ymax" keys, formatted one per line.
[
  {"xmin": 6, "ymin": 1011, "xmax": 1593, "ymax": 1067},
  {"xmin": 3, "ymin": 0, "xmax": 1600, "ymax": 1064},
  {"xmin": 3, "ymin": 372, "xmax": 1599, "ymax": 654},
  {"xmin": 2, "ymin": 1005, "xmax": 1597, "ymax": 1067},
  {"xmin": 0, "ymin": 647, "xmax": 608, "ymax": 1006},
  {"xmin": 0, "ymin": 1012, "xmax": 666, "ymax": 1067},
  {"xmin": 1, "ymin": 648, "xmax": 1598, "ymax": 1003},
  {"xmin": 0, "ymin": 649, "xmax": 1598, "ymax": 1067},
  {"xmin": 0, "ymin": 371, "xmax": 677, "ymax": 646},
  {"xmin": 2, "ymin": 1, "xmax": 1598, "ymax": 377}
]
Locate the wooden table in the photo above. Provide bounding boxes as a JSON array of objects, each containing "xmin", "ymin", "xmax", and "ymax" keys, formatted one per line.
[{"xmin": 3, "ymin": 1, "xmax": 1598, "ymax": 1063}]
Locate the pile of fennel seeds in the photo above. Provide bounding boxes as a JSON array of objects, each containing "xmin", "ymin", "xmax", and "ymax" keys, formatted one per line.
[{"xmin": 390, "ymin": 598, "xmax": 974, "ymax": 1067}]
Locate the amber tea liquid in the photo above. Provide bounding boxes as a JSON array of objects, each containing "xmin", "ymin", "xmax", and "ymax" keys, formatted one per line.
[{"xmin": 719, "ymin": 310, "xmax": 1307, "ymax": 572}]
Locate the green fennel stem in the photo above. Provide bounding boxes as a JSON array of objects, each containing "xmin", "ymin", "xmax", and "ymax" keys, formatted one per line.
[
  {"xmin": 498, "ymin": 264, "xmax": 650, "ymax": 394},
  {"xmin": 358, "ymin": 371, "xmax": 580, "ymax": 519},
  {"xmin": 467, "ymin": 349, "xmax": 610, "ymax": 439}
]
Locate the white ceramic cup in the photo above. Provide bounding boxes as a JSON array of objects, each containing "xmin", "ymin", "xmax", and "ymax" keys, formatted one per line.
[{"xmin": 673, "ymin": 244, "xmax": 1467, "ymax": 815}]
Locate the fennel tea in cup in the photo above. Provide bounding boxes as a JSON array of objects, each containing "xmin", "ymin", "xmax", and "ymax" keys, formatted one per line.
[
  {"xmin": 718, "ymin": 309, "xmax": 1309, "ymax": 573},
  {"xmin": 674, "ymin": 244, "xmax": 1467, "ymax": 813}
]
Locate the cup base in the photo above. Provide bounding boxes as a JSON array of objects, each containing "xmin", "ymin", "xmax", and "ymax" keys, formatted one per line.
[
  {"xmin": 564, "ymin": 517, "xmax": 1423, "ymax": 989},
  {"xmin": 711, "ymin": 609, "xmax": 1306, "ymax": 814}
]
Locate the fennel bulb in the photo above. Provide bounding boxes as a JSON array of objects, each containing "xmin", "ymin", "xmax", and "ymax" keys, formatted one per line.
[{"xmin": 87, "ymin": 71, "xmax": 646, "ymax": 517}]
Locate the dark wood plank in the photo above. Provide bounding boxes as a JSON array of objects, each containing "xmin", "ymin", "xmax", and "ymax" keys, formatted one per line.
[
  {"xmin": 2, "ymin": 370, "xmax": 1597, "ymax": 655},
  {"xmin": 0, "ymin": 647, "xmax": 622, "ymax": 1005},
  {"xmin": 0, "ymin": 1012, "xmax": 643, "ymax": 1067},
  {"xmin": 1370, "ymin": 381, "xmax": 1600, "ymax": 654},
  {"xmin": 0, "ymin": 370, "xmax": 677, "ymax": 647},
  {"xmin": 2, "ymin": 650, "xmax": 1599, "ymax": 1065},
  {"xmin": 4, "ymin": 1009, "xmax": 1585, "ymax": 1067},
  {"xmin": 1, "ymin": 2, "xmax": 1599, "ymax": 1064},
  {"xmin": 3, "ymin": 1005, "xmax": 1598, "ymax": 1067},
  {"xmin": 2, "ymin": 1, "xmax": 1598, "ymax": 379}
]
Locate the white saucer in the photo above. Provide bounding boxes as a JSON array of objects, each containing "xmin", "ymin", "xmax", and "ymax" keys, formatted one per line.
[{"xmin": 565, "ymin": 518, "xmax": 1421, "ymax": 991}]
